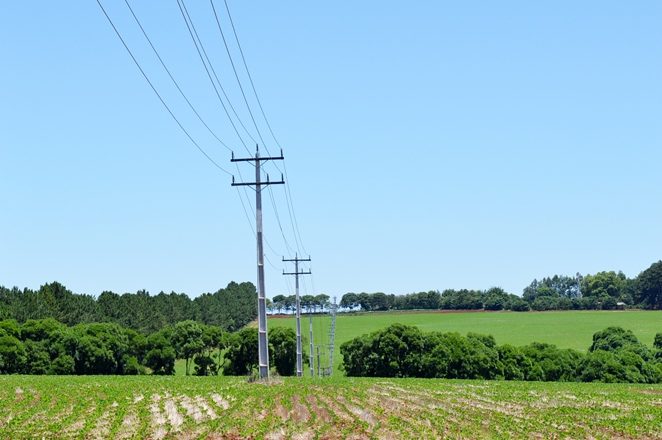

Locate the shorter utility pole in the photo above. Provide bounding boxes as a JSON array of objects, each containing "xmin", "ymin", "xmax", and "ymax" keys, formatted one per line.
[
  {"xmin": 282, "ymin": 254, "xmax": 311, "ymax": 378},
  {"xmin": 316, "ymin": 345, "xmax": 321, "ymax": 378},
  {"xmin": 309, "ymin": 311, "xmax": 314, "ymax": 377},
  {"xmin": 231, "ymin": 145, "xmax": 284, "ymax": 380},
  {"xmin": 328, "ymin": 296, "xmax": 337, "ymax": 375}
]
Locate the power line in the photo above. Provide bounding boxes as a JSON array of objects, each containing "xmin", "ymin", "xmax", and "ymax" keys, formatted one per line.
[
  {"xmin": 100, "ymin": 0, "xmax": 294, "ymax": 299},
  {"xmin": 209, "ymin": 0, "xmax": 268, "ymax": 152},
  {"xmin": 96, "ymin": 0, "xmax": 231, "ymax": 176},
  {"xmin": 283, "ymin": 163, "xmax": 309, "ymax": 255},
  {"xmin": 176, "ymin": 0, "xmax": 254, "ymax": 154},
  {"xmin": 267, "ymin": 185, "xmax": 295, "ymax": 255},
  {"xmin": 211, "ymin": 0, "xmax": 303, "ymax": 260},
  {"xmin": 104, "ymin": 0, "xmax": 311, "ymax": 309},
  {"xmin": 123, "ymin": 0, "xmax": 233, "ymax": 153},
  {"xmin": 222, "ymin": 0, "xmax": 281, "ymax": 155},
  {"xmin": 222, "ymin": 0, "xmax": 309, "ymax": 255},
  {"xmin": 234, "ymin": 184, "xmax": 285, "ymax": 272},
  {"xmin": 282, "ymin": 178, "xmax": 304, "ymax": 254}
]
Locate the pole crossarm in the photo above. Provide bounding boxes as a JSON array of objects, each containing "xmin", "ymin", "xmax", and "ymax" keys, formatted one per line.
[
  {"xmin": 231, "ymin": 149, "xmax": 284, "ymax": 162},
  {"xmin": 231, "ymin": 178, "xmax": 284, "ymax": 187},
  {"xmin": 283, "ymin": 256, "xmax": 311, "ymax": 263}
]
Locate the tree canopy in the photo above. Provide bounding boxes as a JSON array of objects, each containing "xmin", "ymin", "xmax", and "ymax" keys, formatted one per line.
[{"xmin": 0, "ymin": 281, "xmax": 257, "ymax": 334}]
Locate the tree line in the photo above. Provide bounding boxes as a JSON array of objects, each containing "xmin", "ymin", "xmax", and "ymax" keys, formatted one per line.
[
  {"xmin": 0, "ymin": 281, "xmax": 257, "ymax": 334},
  {"xmin": 0, "ymin": 317, "xmax": 299, "ymax": 377},
  {"xmin": 340, "ymin": 324, "xmax": 662, "ymax": 383},
  {"xmin": 340, "ymin": 260, "xmax": 662, "ymax": 312},
  {"xmin": 270, "ymin": 294, "xmax": 331, "ymax": 314}
]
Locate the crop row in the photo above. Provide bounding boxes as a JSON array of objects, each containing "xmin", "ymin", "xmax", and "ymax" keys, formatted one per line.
[{"xmin": 0, "ymin": 376, "xmax": 660, "ymax": 439}]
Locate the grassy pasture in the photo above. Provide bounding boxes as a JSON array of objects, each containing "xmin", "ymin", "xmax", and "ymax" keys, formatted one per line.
[
  {"xmin": 0, "ymin": 375, "xmax": 660, "ymax": 439},
  {"xmin": 269, "ymin": 310, "xmax": 662, "ymax": 374}
]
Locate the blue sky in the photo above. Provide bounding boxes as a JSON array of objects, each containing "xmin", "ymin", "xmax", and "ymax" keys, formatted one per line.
[{"xmin": 1, "ymin": 1, "xmax": 661, "ymax": 300}]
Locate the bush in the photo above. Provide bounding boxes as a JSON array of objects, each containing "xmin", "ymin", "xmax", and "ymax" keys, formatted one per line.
[
  {"xmin": 49, "ymin": 354, "xmax": 75, "ymax": 375},
  {"xmin": 521, "ymin": 343, "xmax": 583, "ymax": 381},
  {"xmin": 0, "ymin": 335, "xmax": 26, "ymax": 374},
  {"xmin": 144, "ymin": 332, "xmax": 175, "ymax": 375},
  {"xmin": 654, "ymin": 333, "xmax": 662, "ymax": 350},
  {"xmin": 339, "ymin": 324, "xmax": 660, "ymax": 384},
  {"xmin": 193, "ymin": 354, "xmax": 217, "ymax": 376},
  {"xmin": 224, "ymin": 327, "xmax": 259, "ymax": 376},
  {"xmin": 23, "ymin": 340, "xmax": 50, "ymax": 374},
  {"xmin": 122, "ymin": 355, "xmax": 146, "ymax": 375},
  {"xmin": 498, "ymin": 344, "xmax": 531, "ymax": 380},
  {"xmin": 589, "ymin": 327, "xmax": 653, "ymax": 361},
  {"xmin": 269, "ymin": 327, "xmax": 298, "ymax": 376},
  {"xmin": 508, "ymin": 298, "xmax": 530, "ymax": 312},
  {"xmin": 580, "ymin": 350, "xmax": 631, "ymax": 383},
  {"xmin": 341, "ymin": 324, "xmax": 501, "ymax": 379}
]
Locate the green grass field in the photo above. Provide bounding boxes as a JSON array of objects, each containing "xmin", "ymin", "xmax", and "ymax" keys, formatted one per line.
[
  {"xmin": 269, "ymin": 310, "xmax": 662, "ymax": 374},
  {"xmin": 1, "ymin": 375, "xmax": 660, "ymax": 439}
]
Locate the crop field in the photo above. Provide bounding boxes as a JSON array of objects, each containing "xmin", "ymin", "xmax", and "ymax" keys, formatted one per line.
[
  {"xmin": 0, "ymin": 376, "xmax": 661, "ymax": 439},
  {"xmin": 269, "ymin": 310, "xmax": 662, "ymax": 374}
]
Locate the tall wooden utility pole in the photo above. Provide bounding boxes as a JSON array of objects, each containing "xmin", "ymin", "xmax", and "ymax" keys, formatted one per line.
[
  {"xmin": 232, "ymin": 145, "xmax": 284, "ymax": 380},
  {"xmin": 283, "ymin": 254, "xmax": 311, "ymax": 377}
]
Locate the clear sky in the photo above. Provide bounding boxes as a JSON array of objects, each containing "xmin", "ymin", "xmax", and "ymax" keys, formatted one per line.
[{"xmin": 1, "ymin": 1, "xmax": 661, "ymax": 300}]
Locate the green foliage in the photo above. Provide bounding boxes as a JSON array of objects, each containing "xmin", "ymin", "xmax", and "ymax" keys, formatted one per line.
[
  {"xmin": 340, "ymin": 288, "xmax": 529, "ymax": 312},
  {"xmin": 497, "ymin": 344, "xmax": 531, "ymax": 380},
  {"xmin": 523, "ymin": 276, "xmax": 580, "ymax": 302},
  {"xmin": 654, "ymin": 333, "xmax": 662, "ymax": 350},
  {"xmin": 0, "ymin": 334, "xmax": 26, "ymax": 373},
  {"xmin": 71, "ymin": 323, "xmax": 129, "ymax": 374},
  {"xmin": 268, "ymin": 327, "xmax": 297, "ymax": 376},
  {"xmin": 581, "ymin": 326, "xmax": 659, "ymax": 383},
  {"xmin": 520, "ymin": 343, "xmax": 582, "ymax": 381},
  {"xmin": 0, "ymin": 281, "xmax": 257, "ymax": 334},
  {"xmin": 122, "ymin": 355, "xmax": 146, "ymax": 375},
  {"xmin": 590, "ymin": 327, "xmax": 645, "ymax": 354},
  {"xmin": 49, "ymin": 354, "xmax": 75, "ymax": 374},
  {"xmin": 23, "ymin": 340, "xmax": 50, "ymax": 374},
  {"xmin": 0, "ymin": 319, "xmax": 21, "ymax": 338},
  {"xmin": 224, "ymin": 327, "xmax": 258, "ymax": 376},
  {"xmin": 582, "ymin": 271, "xmax": 629, "ymax": 304},
  {"xmin": 144, "ymin": 330, "xmax": 176, "ymax": 375},
  {"xmin": 172, "ymin": 320, "xmax": 204, "ymax": 376},
  {"xmin": 193, "ymin": 354, "xmax": 217, "ymax": 376},
  {"xmin": 340, "ymin": 324, "xmax": 661, "ymax": 384},
  {"xmin": 484, "ymin": 288, "xmax": 508, "ymax": 311},
  {"xmin": 635, "ymin": 260, "xmax": 662, "ymax": 309},
  {"xmin": 341, "ymin": 324, "xmax": 502, "ymax": 379},
  {"xmin": 196, "ymin": 282, "xmax": 257, "ymax": 331},
  {"xmin": 508, "ymin": 297, "xmax": 530, "ymax": 311}
]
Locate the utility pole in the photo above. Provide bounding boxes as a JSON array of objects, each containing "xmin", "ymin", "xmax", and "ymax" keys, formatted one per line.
[
  {"xmin": 232, "ymin": 145, "xmax": 284, "ymax": 380},
  {"xmin": 309, "ymin": 311, "xmax": 314, "ymax": 377},
  {"xmin": 328, "ymin": 296, "xmax": 337, "ymax": 376},
  {"xmin": 283, "ymin": 254, "xmax": 311, "ymax": 377}
]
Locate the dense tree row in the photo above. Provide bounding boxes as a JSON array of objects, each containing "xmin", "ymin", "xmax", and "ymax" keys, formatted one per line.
[
  {"xmin": 340, "ymin": 288, "xmax": 529, "ymax": 312},
  {"xmin": 270, "ymin": 294, "xmax": 331, "ymax": 314},
  {"xmin": 0, "ymin": 318, "xmax": 298, "ymax": 377},
  {"xmin": 340, "ymin": 324, "xmax": 662, "ymax": 383},
  {"xmin": 0, "ymin": 281, "xmax": 257, "ymax": 333},
  {"xmin": 340, "ymin": 261, "xmax": 662, "ymax": 312}
]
